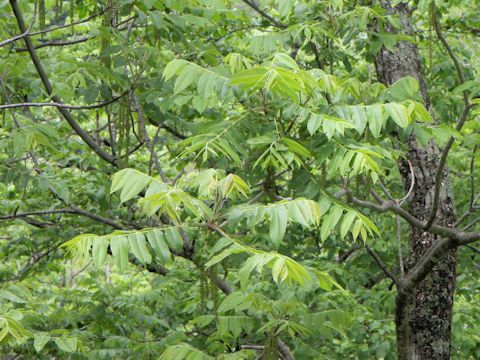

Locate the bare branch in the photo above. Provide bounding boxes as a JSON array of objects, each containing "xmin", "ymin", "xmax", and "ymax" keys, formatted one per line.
[
  {"xmin": 0, "ymin": 29, "xmax": 30, "ymax": 48},
  {"xmin": 29, "ymin": 10, "xmax": 106, "ymax": 36},
  {"xmin": 455, "ymin": 146, "xmax": 479, "ymax": 227},
  {"xmin": 344, "ymin": 191, "xmax": 480, "ymax": 244},
  {"xmin": 160, "ymin": 123, "xmax": 188, "ymax": 139},
  {"xmin": 465, "ymin": 216, "xmax": 480, "ymax": 231},
  {"xmin": 425, "ymin": 6, "xmax": 475, "ymax": 229},
  {"xmin": 0, "ymin": 0, "xmax": 36, "ymax": 48},
  {"xmin": 396, "ymin": 216, "xmax": 405, "ymax": 281},
  {"xmin": 365, "ymin": 244, "xmax": 399, "ymax": 287},
  {"xmin": 399, "ymin": 160, "xmax": 415, "ymax": 206},
  {"xmin": 425, "ymin": 104, "xmax": 473, "ymax": 229},
  {"xmin": 433, "ymin": 5, "xmax": 468, "ymax": 106},
  {"xmin": 0, "ymin": 206, "xmax": 132, "ymax": 231},
  {"xmin": 466, "ymin": 244, "xmax": 480, "ymax": 255},
  {"xmin": 337, "ymin": 243, "xmax": 362, "ymax": 263},
  {"xmin": 15, "ymin": 36, "xmax": 93, "ymax": 51},
  {"xmin": 241, "ymin": 0, "xmax": 286, "ymax": 28},
  {"xmin": 0, "ymin": 94, "xmax": 126, "ymax": 111},
  {"xmin": 241, "ymin": 345, "xmax": 264, "ymax": 351},
  {"xmin": 469, "ymin": 145, "xmax": 478, "ymax": 210},
  {"xmin": 211, "ymin": 25, "xmax": 267, "ymax": 42}
]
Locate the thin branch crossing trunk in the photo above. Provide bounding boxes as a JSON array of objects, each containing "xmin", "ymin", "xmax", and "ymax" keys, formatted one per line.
[{"xmin": 374, "ymin": 4, "xmax": 457, "ymax": 359}]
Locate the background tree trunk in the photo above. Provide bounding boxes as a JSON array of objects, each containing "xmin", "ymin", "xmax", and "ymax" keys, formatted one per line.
[{"xmin": 374, "ymin": 4, "xmax": 457, "ymax": 359}]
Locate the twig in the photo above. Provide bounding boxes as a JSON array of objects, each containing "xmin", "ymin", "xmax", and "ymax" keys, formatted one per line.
[
  {"xmin": 132, "ymin": 93, "xmax": 170, "ymax": 183},
  {"xmin": 241, "ymin": 0, "xmax": 286, "ymax": 28},
  {"xmin": 464, "ymin": 216, "xmax": 480, "ymax": 231},
  {"xmin": 377, "ymin": 180, "xmax": 396, "ymax": 202},
  {"xmin": 426, "ymin": 5, "xmax": 474, "ymax": 229},
  {"xmin": 345, "ymin": 192, "xmax": 480, "ymax": 244},
  {"xmin": 337, "ymin": 244, "xmax": 362, "ymax": 263},
  {"xmin": 160, "ymin": 123, "xmax": 187, "ymax": 139},
  {"xmin": 29, "ymin": 10, "xmax": 106, "ymax": 36},
  {"xmin": 469, "ymin": 145, "xmax": 478, "ymax": 210},
  {"xmin": 365, "ymin": 244, "xmax": 399, "ymax": 287},
  {"xmin": 15, "ymin": 36, "xmax": 92, "ymax": 51},
  {"xmin": 432, "ymin": 4, "xmax": 468, "ymax": 106},
  {"xmin": 396, "ymin": 215, "xmax": 405, "ymax": 281},
  {"xmin": 0, "ymin": 0, "xmax": 36, "ymax": 48},
  {"xmin": 466, "ymin": 244, "xmax": 480, "ymax": 255},
  {"xmin": 211, "ymin": 25, "xmax": 267, "ymax": 42},
  {"xmin": 0, "ymin": 94, "xmax": 126, "ymax": 110},
  {"xmin": 241, "ymin": 345, "xmax": 264, "ymax": 351},
  {"xmin": 399, "ymin": 160, "xmax": 415, "ymax": 206},
  {"xmin": 425, "ymin": 104, "xmax": 472, "ymax": 229},
  {"xmin": 0, "ymin": 207, "xmax": 131, "ymax": 230}
]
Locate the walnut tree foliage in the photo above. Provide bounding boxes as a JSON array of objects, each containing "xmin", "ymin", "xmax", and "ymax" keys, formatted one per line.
[{"xmin": 0, "ymin": 0, "xmax": 479, "ymax": 359}]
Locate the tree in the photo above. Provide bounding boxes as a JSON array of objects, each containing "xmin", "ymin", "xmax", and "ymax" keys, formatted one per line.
[{"xmin": 1, "ymin": 0, "xmax": 479, "ymax": 359}]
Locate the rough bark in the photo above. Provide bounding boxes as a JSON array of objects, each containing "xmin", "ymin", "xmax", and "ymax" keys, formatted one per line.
[{"xmin": 374, "ymin": 4, "xmax": 457, "ymax": 359}]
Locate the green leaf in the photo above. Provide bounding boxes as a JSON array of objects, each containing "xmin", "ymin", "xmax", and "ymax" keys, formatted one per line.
[
  {"xmin": 282, "ymin": 138, "xmax": 311, "ymax": 158},
  {"xmin": 272, "ymin": 257, "xmax": 287, "ymax": 282},
  {"xmin": 366, "ymin": 105, "xmax": 384, "ymax": 137},
  {"xmin": 273, "ymin": 53, "xmax": 299, "ymax": 69},
  {"xmin": 388, "ymin": 76, "xmax": 419, "ymax": 99},
  {"xmin": 352, "ymin": 219, "xmax": 363, "ymax": 241},
  {"xmin": 452, "ymin": 80, "xmax": 478, "ymax": 95},
  {"xmin": 146, "ymin": 230, "xmax": 171, "ymax": 262},
  {"xmin": 160, "ymin": 343, "xmax": 214, "ymax": 360},
  {"xmin": 340, "ymin": 211, "xmax": 356, "ymax": 239},
  {"xmin": 278, "ymin": 0, "xmax": 295, "ymax": 16},
  {"xmin": 269, "ymin": 204, "xmax": 288, "ymax": 245},
  {"xmin": 92, "ymin": 238, "xmax": 108, "ymax": 269},
  {"xmin": 128, "ymin": 233, "xmax": 152, "ymax": 264},
  {"xmin": 218, "ymin": 292, "xmax": 247, "ymax": 314},
  {"xmin": 230, "ymin": 67, "xmax": 269, "ymax": 91},
  {"xmin": 197, "ymin": 72, "xmax": 216, "ymax": 98},
  {"xmin": 164, "ymin": 227, "xmax": 183, "ymax": 252},
  {"xmin": 384, "ymin": 103, "xmax": 409, "ymax": 128},
  {"xmin": 350, "ymin": 106, "xmax": 367, "ymax": 134},
  {"xmin": 110, "ymin": 235, "xmax": 129, "ymax": 270},
  {"xmin": 54, "ymin": 336, "xmax": 77, "ymax": 353},
  {"xmin": 163, "ymin": 59, "xmax": 189, "ymax": 81},
  {"xmin": 320, "ymin": 205, "xmax": 343, "ymax": 241},
  {"xmin": 174, "ymin": 65, "xmax": 196, "ymax": 94},
  {"xmin": 0, "ymin": 290, "xmax": 26, "ymax": 304},
  {"xmin": 307, "ymin": 114, "xmax": 322, "ymax": 135},
  {"xmin": 34, "ymin": 332, "xmax": 51, "ymax": 352}
]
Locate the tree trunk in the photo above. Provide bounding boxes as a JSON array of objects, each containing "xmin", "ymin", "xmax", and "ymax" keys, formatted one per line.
[{"xmin": 373, "ymin": 4, "xmax": 457, "ymax": 359}]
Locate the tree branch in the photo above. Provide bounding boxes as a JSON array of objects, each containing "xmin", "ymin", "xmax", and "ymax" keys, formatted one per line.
[
  {"xmin": 433, "ymin": 5, "xmax": 468, "ymax": 105},
  {"xmin": 0, "ymin": 0, "xmax": 36, "ymax": 48},
  {"xmin": 396, "ymin": 215, "xmax": 405, "ymax": 281},
  {"xmin": 15, "ymin": 36, "xmax": 93, "ymax": 51},
  {"xmin": 0, "ymin": 206, "xmax": 135, "ymax": 232},
  {"xmin": 365, "ymin": 244, "xmax": 399, "ymax": 287},
  {"xmin": 241, "ymin": 0, "xmax": 286, "ymax": 28},
  {"xmin": 29, "ymin": 10, "xmax": 106, "ymax": 36},
  {"xmin": 0, "ymin": 29, "xmax": 30, "ymax": 48},
  {"xmin": 345, "ymin": 191, "xmax": 480, "ymax": 244},
  {"xmin": 425, "ymin": 5, "xmax": 474, "ymax": 229},
  {"xmin": 425, "ymin": 104, "xmax": 473, "ymax": 229},
  {"xmin": 10, "ymin": 0, "xmax": 117, "ymax": 166},
  {"xmin": 0, "ymin": 94, "xmax": 126, "ymax": 111}
]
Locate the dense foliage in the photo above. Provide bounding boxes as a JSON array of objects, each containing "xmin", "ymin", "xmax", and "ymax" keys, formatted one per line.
[{"xmin": 0, "ymin": 0, "xmax": 479, "ymax": 359}]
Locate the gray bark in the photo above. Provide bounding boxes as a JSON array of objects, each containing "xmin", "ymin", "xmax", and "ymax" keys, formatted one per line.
[{"xmin": 374, "ymin": 4, "xmax": 457, "ymax": 359}]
